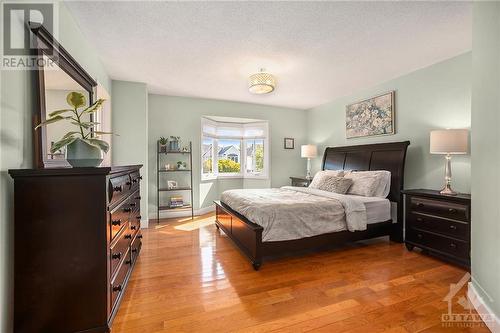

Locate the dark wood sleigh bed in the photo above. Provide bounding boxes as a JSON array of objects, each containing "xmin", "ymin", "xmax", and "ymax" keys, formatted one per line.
[{"xmin": 214, "ymin": 141, "xmax": 410, "ymax": 270}]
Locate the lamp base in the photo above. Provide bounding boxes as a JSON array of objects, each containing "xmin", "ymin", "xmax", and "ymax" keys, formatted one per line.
[{"xmin": 440, "ymin": 183, "xmax": 458, "ymax": 196}]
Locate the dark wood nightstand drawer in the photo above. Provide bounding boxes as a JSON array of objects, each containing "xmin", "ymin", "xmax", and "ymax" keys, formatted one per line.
[
  {"xmin": 406, "ymin": 229, "xmax": 469, "ymax": 259},
  {"xmin": 407, "ymin": 213, "xmax": 469, "ymax": 241},
  {"xmin": 409, "ymin": 196, "xmax": 468, "ymax": 221},
  {"xmin": 290, "ymin": 177, "xmax": 311, "ymax": 187}
]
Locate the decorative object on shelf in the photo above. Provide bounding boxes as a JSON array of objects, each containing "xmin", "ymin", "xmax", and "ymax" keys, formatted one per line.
[
  {"xmin": 284, "ymin": 138, "xmax": 294, "ymax": 149},
  {"xmin": 169, "ymin": 136, "xmax": 181, "ymax": 151},
  {"xmin": 167, "ymin": 180, "xmax": 178, "ymax": 189},
  {"xmin": 181, "ymin": 146, "xmax": 189, "ymax": 152},
  {"xmin": 35, "ymin": 91, "xmax": 109, "ymax": 167},
  {"xmin": 301, "ymin": 144, "xmax": 317, "ymax": 179},
  {"xmin": 248, "ymin": 68, "xmax": 276, "ymax": 94},
  {"xmin": 430, "ymin": 129, "xmax": 468, "ymax": 195},
  {"xmin": 346, "ymin": 91, "xmax": 395, "ymax": 139},
  {"xmin": 165, "ymin": 163, "xmax": 173, "ymax": 170},
  {"xmin": 169, "ymin": 195, "xmax": 184, "ymax": 208},
  {"xmin": 177, "ymin": 161, "xmax": 187, "ymax": 170},
  {"xmin": 159, "ymin": 137, "xmax": 168, "ymax": 152}
]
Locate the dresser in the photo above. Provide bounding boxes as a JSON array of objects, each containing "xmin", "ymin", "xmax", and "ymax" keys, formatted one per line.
[
  {"xmin": 290, "ymin": 176, "xmax": 312, "ymax": 187},
  {"xmin": 9, "ymin": 165, "xmax": 143, "ymax": 333},
  {"xmin": 402, "ymin": 189, "xmax": 471, "ymax": 269}
]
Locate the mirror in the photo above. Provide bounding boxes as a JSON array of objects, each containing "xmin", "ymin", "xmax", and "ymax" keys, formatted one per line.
[
  {"xmin": 30, "ymin": 23, "xmax": 98, "ymax": 168},
  {"xmin": 43, "ymin": 55, "xmax": 92, "ymax": 162}
]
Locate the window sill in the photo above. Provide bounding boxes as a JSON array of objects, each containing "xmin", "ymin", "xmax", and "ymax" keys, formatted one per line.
[{"xmin": 201, "ymin": 175, "xmax": 269, "ymax": 181}]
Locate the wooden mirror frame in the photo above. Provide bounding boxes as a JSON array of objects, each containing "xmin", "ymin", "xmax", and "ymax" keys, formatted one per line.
[{"xmin": 30, "ymin": 22, "xmax": 97, "ymax": 168}]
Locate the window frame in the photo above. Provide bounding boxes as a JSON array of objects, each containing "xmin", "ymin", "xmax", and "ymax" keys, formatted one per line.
[{"xmin": 200, "ymin": 118, "xmax": 269, "ymax": 180}]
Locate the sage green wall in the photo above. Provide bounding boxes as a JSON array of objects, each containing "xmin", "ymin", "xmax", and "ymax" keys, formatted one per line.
[
  {"xmin": 471, "ymin": 1, "xmax": 500, "ymax": 320},
  {"xmin": 148, "ymin": 95, "xmax": 307, "ymax": 218},
  {"xmin": 111, "ymin": 81, "xmax": 149, "ymax": 226},
  {"xmin": 0, "ymin": 3, "xmax": 110, "ymax": 331},
  {"xmin": 307, "ymin": 52, "xmax": 471, "ymax": 193}
]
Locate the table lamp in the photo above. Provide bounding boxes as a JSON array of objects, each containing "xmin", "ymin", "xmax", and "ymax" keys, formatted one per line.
[{"xmin": 301, "ymin": 144, "xmax": 317, "ymax": 179}]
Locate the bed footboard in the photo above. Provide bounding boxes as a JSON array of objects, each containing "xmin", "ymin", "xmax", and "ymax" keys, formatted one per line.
[{"xmin": 214, "ymin": 201, "xmax": 264, "ymax": 270}]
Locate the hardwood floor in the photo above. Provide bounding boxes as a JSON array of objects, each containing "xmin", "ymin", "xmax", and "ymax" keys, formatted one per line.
[{"xmin": 112, "ymin": 213, "xmax": 488, "ymax": 333}]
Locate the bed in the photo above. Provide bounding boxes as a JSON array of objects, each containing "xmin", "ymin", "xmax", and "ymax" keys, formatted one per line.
[{"xmin": 214, "ymin": 141, "xmax": 410, "ymax": 270}]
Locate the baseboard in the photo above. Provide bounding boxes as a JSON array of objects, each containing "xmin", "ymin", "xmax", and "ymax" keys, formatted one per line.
[
  {"xmin": 468, "ymin": 281, "xmax": 500, "ymax": 332},
  {"xmin": 146, "ymin": 205, "xmax": 215, "ymax": 224}
]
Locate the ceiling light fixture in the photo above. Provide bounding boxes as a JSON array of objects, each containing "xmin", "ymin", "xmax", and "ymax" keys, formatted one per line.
[{"xmin": 248, "ymin": 68, "xmax": 276, "ymax": 95}]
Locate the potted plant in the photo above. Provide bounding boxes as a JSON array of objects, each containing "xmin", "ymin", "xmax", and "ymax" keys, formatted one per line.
[
  {"xmin": 169, "ymin": 136, "xmax": 180, "ymax": 151},
  {"xmin": 159, "ymin": 137, "xmax": 168, "ymax": 153},
  {"xmin": 35, "ymin": 91, "xmax": 110, "ymax": 167},
  {"xmin": 177, "ymin": 161, "xmax": 187, "ymax": 170}
]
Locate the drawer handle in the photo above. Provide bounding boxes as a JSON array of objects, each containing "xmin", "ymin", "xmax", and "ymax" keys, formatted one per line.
[
  {"xmin": 416, "ymin": 217, "xmax": 423, "ymax": 222},
  {"xmin": 112, "ymin": 219, "xmax": 121, "ymax": 226},
  {"xmin": 448, "ymin": 208, "xmax": 457, "ymax": 213},
  {"xmin": 139, "ymin": 176, "xmax": 143, "ymax": 180},
  {"xmin": 417, "ymin": 233, "xmax": 423, "ymax": 239},
  {"xmin": 416, "ymin": 203, "xmax": 424, "ymax": 208},
  {"xmin": 132, "ymin": 179, "xmax": 138, "ymax": 183},
  {"xmin": 126, "ymin": 181, "xmax": 132, "ymax": 186},
  {"xmin": 449, "ymin": 225, "xmax": 457, "ymax": 230},
  {"xmin": 130, "ymin": 203, "xmax": 136, "ymax": 207},
  {"xmin": 123, "ymin": 207, "xmax": 132, "ymax": 213},
  {"xmin": 131, "ymin": 225, "xmax": 136, "ymax": 230},
  {"xmin": 450, "ymin": 243, "xmax": 457, "ymax": 249},
  {"xmin": 138, "ymin": 235, "xmax": 143, "ymax": 239},
  {"xmin": 125, "ymin": 259, "xmax": 132, "ymax": 265},
  {"xmin": 124, "ymin": 234, "xmax": 132, "ymax": 239},
  {"xmin": 113, "ymin": 185, "xmax": 123, "ymax": 192},
  {"xmin": 136, "ymin": 215, "xmax": 142, "ymax": 220},
  {"xmin": 135, "ymin": 196, "xmax": 141, "ymax": 200},
  {"xmin": 131, "ymin": 248, "xmax": 138, "ymax": 253},
  {"xmin": 112, "ymin": 252, "xmax": 122, "ymax": 260},
  {"xmin": 113, "ymin": 285, "xmax": 122, "ymax": 292}
]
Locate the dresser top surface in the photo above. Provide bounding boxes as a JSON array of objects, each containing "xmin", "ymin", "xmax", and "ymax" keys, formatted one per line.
[{"xmin": 9, "ymin": 164, "xmax": 142, "ymax": 178}]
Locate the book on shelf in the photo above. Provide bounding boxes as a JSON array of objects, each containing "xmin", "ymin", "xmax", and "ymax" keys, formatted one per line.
[{"xmin": 169, "ymin": 195, "xmax": 184, "ymax": 208}]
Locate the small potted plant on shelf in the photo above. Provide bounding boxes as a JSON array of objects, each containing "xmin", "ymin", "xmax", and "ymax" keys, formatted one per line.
[
  {"xmin": 177, "ymin": 161, "xmax": 187, "ymax": 170},
  {"xmin": 35, "ymin": 91, "xmax": 110, "ymax": 167},
  {"xmin": 169, "ymin": 136, "xmax": 181, "ymax": 151},
  {"xmin": 159, "ymin": 137, "xmax": 168, "ymax": 153}
]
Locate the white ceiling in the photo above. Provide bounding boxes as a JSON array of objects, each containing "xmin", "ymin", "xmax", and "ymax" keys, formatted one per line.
[{"xmin": 65, "ymin": 1, "xmax": 472, "ymax": 110}]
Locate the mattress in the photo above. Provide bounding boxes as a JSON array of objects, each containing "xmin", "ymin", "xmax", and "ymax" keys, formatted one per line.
[{"xmin": 358, "ymin": 196, "xmax": 392, "ymax": 224}]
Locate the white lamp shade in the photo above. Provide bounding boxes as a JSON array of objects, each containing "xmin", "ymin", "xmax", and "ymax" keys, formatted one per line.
[
  {"xmin": 430, "ymin": 129, "xmax": 468, "ymax": 154},
  {"xmin": 301, "ymin": 144, "xmax": 317, "ymax": 158}
]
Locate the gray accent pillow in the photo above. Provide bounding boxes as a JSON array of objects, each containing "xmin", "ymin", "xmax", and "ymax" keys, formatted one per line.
[{"xmin": 310, "ymin": 175, "xmax": 353, "ymax": 194}]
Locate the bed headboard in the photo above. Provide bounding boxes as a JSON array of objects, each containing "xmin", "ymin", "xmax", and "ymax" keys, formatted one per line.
[
  {"xmin": 322, "ymin": 141, "xmax": 410, "ymax": 242},
  {"xmin": 322, "ymin": 141, "xmax": 410, "ymax": 202}
]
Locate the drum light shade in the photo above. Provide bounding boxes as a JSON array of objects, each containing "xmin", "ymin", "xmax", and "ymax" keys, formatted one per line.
[
  {"xmin": 248, "ymin": 69, "xmax": 276, "ymax": 94},
  {"xmin": 301, "ymin": 144, "xmax": 317, "ymax": 158},
  {"xmin": 430, "ymin": 129, "xmax": 468, "ymax": 154}
]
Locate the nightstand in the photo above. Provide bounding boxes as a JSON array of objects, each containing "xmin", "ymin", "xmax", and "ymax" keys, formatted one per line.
[
  {"xmin": 290, "ymin": 176, "xmax": 311, "ymax": 187},
  {"xmin": 402, "ymin": 189, "xmax": 471, "ymax": 269}
]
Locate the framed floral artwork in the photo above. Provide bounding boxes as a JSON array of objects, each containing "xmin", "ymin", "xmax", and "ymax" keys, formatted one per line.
[
  {"xmin": 284, "ymin": 138, "xmax": 294, "ymax": 149},
  {"xmin": 346, "ymin": 91, "xmax": 395, "ymax": 139}
]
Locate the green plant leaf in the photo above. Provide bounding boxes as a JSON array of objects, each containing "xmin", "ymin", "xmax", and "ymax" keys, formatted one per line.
[
  {"xmin": 48, "ymin": 109, "xmax": 74, "ymax": 117},
  {"xmin": 66, "ymin": 92, "xmax": 86, "ymax": 109},
  {"xmin": 81, "ymin": 99, "xmax": 105, "ymax": 115},
  {"xmin": 50, "ymin": 136, "xmax": 77, "ymax": 154},
  {"xmin": 72, "ymin": 121, "xmax": 100, "ymax": 129},
  {"xmin": 94, "ymin": 131, "xmax": 114, "ymax": 135},
  {"xmin": 86, "ymin": 138, "xmax": 110, "ymax": 154},
  {"xmin": 60, "ymin": 131, "xmax": 80, "ymax": 140},
  {"xmin": 35, "ymin": 115, "xmax": 70, "ymax": 130}
]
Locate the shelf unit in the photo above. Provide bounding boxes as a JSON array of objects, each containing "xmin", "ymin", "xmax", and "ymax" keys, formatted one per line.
[{"xmin": 156, "ymin": 141, "xmax": 194, "ymax": 222}]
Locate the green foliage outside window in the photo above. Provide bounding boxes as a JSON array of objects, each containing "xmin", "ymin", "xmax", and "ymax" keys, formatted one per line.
[{"xmin": 218, "ymin": 159, "xmax": 241, "ymax": 173}]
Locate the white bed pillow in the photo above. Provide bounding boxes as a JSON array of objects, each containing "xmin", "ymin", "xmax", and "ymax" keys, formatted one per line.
[
  {"xmin": 309, "ymin": 170, "xmax": 345, "ymax": 189},
  {"xmin": 344, "ymin": 170, "xmax": 391, "ymax": 198},
  {"xmin": 310, "ymin": 175, "xmax": 353, "ymax": 194}
]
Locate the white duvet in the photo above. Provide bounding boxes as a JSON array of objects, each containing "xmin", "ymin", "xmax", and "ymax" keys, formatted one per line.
[{"xmin": 220, "ymin": 186, "xmax": 369, "ymax": 242}]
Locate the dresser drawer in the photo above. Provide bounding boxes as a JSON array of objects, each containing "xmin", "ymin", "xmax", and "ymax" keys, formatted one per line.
[
  {"xmin": 111, "ymin": 250, "xmax": 131, "ymax": 312},
  {"xmin": 109, "ymin": 202, "xmax": 132, "ymax": 241},
  {"xmin": 131, "ymin": 233, "xmax": 142, "ymax": 264},
  {"xmin": 110, "ymin": 228, "xmax": 132, "ymax": 277},
  {"xmin": 109, "ymin": 174, "xmax": 132, "ymax": 206},
  {"xmin": 130, "ymin": 171, "xmax": 141, "ymax": 191},
  {"xmin": 129, "ymin": 190, "xmax": 141, "ymax": 213},
  {"xmin": 407, "ymin": 213, "xmax": 469, "ymax": 241},
  {"xmin": 409, "ymin": 197, "xmax": 468, "ymax": 221},
  {"xmin": 407, "ymin": 229, "xmax": 469, "ymax": 259}
]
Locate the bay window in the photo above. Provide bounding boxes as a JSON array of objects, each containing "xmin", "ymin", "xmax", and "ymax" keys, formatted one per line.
[{"xmin": 201, "ymin": 117, "xmax": 268, "ymax": 179}]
